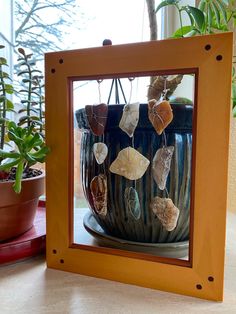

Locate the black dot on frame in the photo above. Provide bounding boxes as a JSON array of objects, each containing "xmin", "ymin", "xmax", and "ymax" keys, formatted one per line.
[
  {"xmin": 52, "ymin": 249, "xmax": 57, "ymax": 254},
  {"xmin": 51, "ymin": 68, "xmax": 56, "ymax": 73},
  {"xmin": 59, "ymin": 59, "xmax": 63, "ymax": 64},
  {"xmin": 196, "ymin": 284, "xmax": 202, "ymax": 290},
  {"xmin": 205, "ymin": 44, "xmax": 211, "ymax": 51},
  {"xmin": 216, "ymin": 55, "xmax": 223, "ymax": 61},
  {"xmin": 208, "ymin": 276, "xmax": 214, "ymax": 282},
  {"xmin": 60, "ymin": 259, "xmax": 64, "ymax": 264}
]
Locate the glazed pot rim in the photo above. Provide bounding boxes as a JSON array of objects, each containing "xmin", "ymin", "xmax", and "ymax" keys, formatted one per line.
[{"xmin": 0, "ymin": 169, "xmax": 45, "ymax": 185}]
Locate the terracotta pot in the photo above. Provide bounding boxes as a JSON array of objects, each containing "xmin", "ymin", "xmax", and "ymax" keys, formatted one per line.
[{"xmin": 0, "ymin": 171, "xmax": 45, "ymax": 242}]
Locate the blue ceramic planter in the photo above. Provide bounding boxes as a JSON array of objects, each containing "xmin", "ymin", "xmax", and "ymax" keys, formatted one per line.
[{"xmin": 76, "ymin": 103, "xmax": 192, "ymax": 243}]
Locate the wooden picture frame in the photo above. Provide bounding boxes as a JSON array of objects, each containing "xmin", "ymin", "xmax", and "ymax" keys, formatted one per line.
[{"xmin": 45, "ymin": 33, "xmax": 233, "ymax": 301}]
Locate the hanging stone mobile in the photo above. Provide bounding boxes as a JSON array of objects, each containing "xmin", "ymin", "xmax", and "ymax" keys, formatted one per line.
[
  {"xmin": 152, "ymin": 146, "xmax": 174, "ymax": 190},
  {"xmin": 90, "ymin": 174, "xmax": 107, "ymax": 217},
  {"xmin": 85, "ymin": 103, "xmax": 108, "ymax": 136},
  {"xmin": 119, "ymin": 102, "xmax": 140, "ymax": 137},
  {"xmin": 148, "ymin": 77, "xmax": 180, "ymax": 231},
  {"xmin": 109, "ymin": 146, "xmax": 150, "ymax": 180},
  {"xmin": 150, "ymin": 196, "xmax": 180, "ymax": 232},
  {"xmin": 93, "ymin": 142, "xmax": 108, "ymax": 165},
  {"xmin": 148, "ymin": 98, "xmax": 173, "ymax": 135},
  {"xmin": 86, "ymin": 79, "xmax": 109, "ymax": 217}
]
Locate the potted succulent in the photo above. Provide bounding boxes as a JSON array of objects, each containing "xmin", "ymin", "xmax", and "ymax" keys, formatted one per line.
[{"xmin": 0, "ymin": 46, "xmax": 49, "ymax": 242}]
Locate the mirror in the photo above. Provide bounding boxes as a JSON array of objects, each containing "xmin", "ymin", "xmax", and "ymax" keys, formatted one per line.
[{"xmin": 72, "ymin": 72, "xmax": 196, "ymax": 264}]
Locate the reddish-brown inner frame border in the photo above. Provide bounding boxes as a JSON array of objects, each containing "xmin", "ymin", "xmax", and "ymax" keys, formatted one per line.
[{"xmin": 68, "ymin": 67, "xmax": 198, "ymax": 268}]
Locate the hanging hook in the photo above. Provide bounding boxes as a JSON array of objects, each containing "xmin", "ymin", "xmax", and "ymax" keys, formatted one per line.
[{"xmin": 128, "ymin": 77, "xmax": 135, "ymax": 104}]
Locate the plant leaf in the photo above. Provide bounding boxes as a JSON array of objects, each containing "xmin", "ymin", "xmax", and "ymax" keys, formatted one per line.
[
  {"xmin": 155, "ymin": 0, "xmax": 179, "ymax": 13},
  {"xmin": 6, "ymin": 99, "xmax": 14, "ymax": 109},
  {"xmin": 0, "ymin": 57, "xmax": 7, "ymax": 65},
  {"xmin": 210, "ymin": 2, "xmax": 220, "ymax": 27},
  {"xmin": 13, "ymin": 160, "xmax": 24, "ymax": 193},
  {"xmin": 185, "ymin": 6, "xmax": 205, "ymax": 31},
  {"xmin": 0, "ymin": 157, "xmax": 21, "ymax": 171},
  {"xmin": 172, "ymin": 25, "xmax": 193, "ymax": 37},
  {"xmin": 198, "ymin": 0, "xmax": 206, "ymax": 11},
  {"xmin": 215, "ymin": 0, "xmax": 227, "ymax": 24},
  {"xmin": 0, "ymin": 149, "xmax": 20, "ymax": 159}
]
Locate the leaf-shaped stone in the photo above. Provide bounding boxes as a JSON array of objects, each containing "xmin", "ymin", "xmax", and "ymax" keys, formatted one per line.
[
  {"xmin": 119, "ymin": 102, "xmax": 140, "ymax": 137},
  {"xmin": 93, "ymin": 142, "xmax": 108, "ymax": 164},
  {"xmin": 150, "ymin": 197, "xmax": 179, "ymax": 231},
  {"xmin": 148, "ymin": 99, "xmax": 173, "ymax": 135},
  {"xmin": 90, "ymin": 174, "xmax": 107, "ymax": 216},
  {"xmin": 152, "ymin": 146, "xmax": 174, "ymax": 190},
  {"xmin": 109, "ymin": 147, "xmax": 150, "ymax": 180},
  {"xmin": 85, "ymin": 103, "xmax": 108, "ymax": 136},
  {"xmin": 124, "ymin": 187, "xmax": 141, "ymax": 220}
]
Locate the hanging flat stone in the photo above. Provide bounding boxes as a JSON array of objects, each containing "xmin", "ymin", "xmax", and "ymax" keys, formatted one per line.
[
  {"xmin": 150, "ymin": 197, "xmax": 180, "ymax": 231},
  {"xmin": 93, "ymin": 142, "xmax": 108, "ymax": 164},
  {"xmin": 148, "ymin": 99, "xmax": 173, "ymax": 135},
  {"xmin": 124, "ymin": 187, "xmax": 141, "ymax": 220},
  {"xmin": 85, "ymin": 103, "xmax": 108, "ymax": 136},
  {"xmin": 152, "ymin": 146, "xmax": 174, "ymax": 190},
  {"xmin": 119, "ymin": 102, "xmax": 140, "ymax": 137},
  {"xmin": 90, "ymin": 174, "xmax": 107, "ymax": 216},
  {"xmin": 109, "ymin": 147, "xmax": 150, "ymax": 180}
]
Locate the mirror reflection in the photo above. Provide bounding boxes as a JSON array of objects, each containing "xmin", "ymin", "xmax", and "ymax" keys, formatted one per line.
[{"xmin": 73, "ymin": 73, "xmax": 195, "ymax": 262}]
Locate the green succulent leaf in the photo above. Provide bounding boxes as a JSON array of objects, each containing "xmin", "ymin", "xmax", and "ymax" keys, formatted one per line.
[
  {"xmin": 0, "ymin": 150, "xmax": 20, "ymax": 159},
  {"xmin": 0, "ymin": 57, "xmax": 7, "ymax": 65},
  {"xmin": 2, "ymin": 71, "xmax": 11, "ymax": 79},
  {"xmin": 8, "ymin": 130, "xmax": 24, "ymax": 144},
  {"xmin": 5, "ymin": 84, "xmax": 14, "ymax": 94},
  {"xmin": 0, "ymin": 157, "xmax": 21, "ymax": 171},
  {"xmin": 13, "ymin": 161, "xmax": 24, "ymax": 194},
  {"xmin": 6, "ymin": 99, "xmax": 14, "ymax": 109},
  {"xmin": 0, "ymin": 96, "xmax": 6, "ymax": 102},
  {"xmin": 31, "ymin": 146, "xmax": 50, "ymax": 159}
]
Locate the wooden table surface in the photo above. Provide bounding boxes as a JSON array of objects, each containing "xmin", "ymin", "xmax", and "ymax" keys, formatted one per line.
[{"xmin": 0, "ymin": 212, "xmax": 235, "ymax": 314}]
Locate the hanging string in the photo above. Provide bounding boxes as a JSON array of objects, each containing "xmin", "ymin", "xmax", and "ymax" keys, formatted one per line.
[
  {"xmin": 128, "ymin": 77, "xmax": 135, "ymax": 104},
  {"xmin": 165, "ymin": 187, "xmax": 169, "ymax": 198},
  {"xmin": 162, "ymin": 75, "xmax": 170, "ymax": 101},
  {"xmin": 128, "ymin": 77, "xmax": 137, "ymax": 190},
  {"xmin": 97, "ymin": 79, "xmax": 103, "ymax": 103}
]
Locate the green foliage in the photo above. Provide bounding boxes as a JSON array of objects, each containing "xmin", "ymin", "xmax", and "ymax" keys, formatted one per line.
[
  {"xmin": 0, "ymin": 122, "xmax": 49, "ymax": 193},
  {"xmin": 0, "ymin": 45, "xmax": 14, "ymax": 150},
  {"xmin": 16, "ymin": 48, "xmax": 45, "ymax": 132},
  {"xmin": 156, "ymin": 0, "xmax": 236, "ymax": 36},
  {"xmin": 0, "ymin": 46, "xmax": 49, "ymax": 193},
  {"xmin": 156, "ymin": 0, "xmax": 236, "ymax": 115}
]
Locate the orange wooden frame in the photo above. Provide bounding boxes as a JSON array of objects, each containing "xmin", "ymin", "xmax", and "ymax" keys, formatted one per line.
[{"xmin": 45, "ymin": 33, "xmax": 233, "ymax": 301}]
